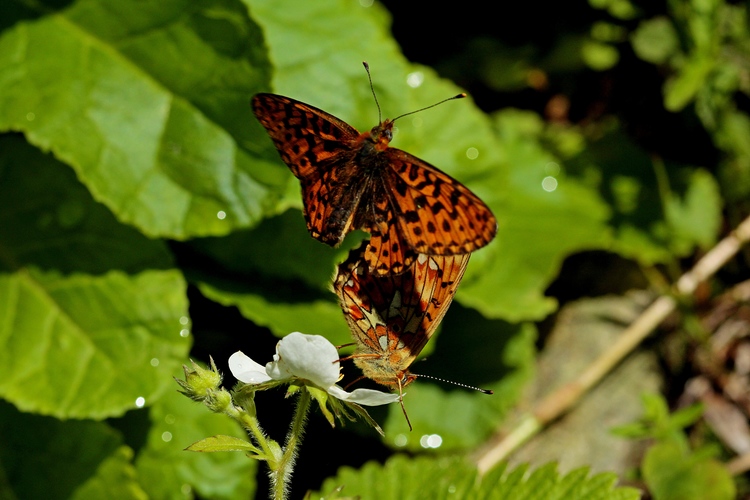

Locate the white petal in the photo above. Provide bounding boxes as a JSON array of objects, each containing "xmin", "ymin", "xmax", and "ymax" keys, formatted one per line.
[
  {"xmin": 268, "ymin": 332, "xmax": 340, "ymax": 387},
  {"xmin": 327, "ymin": 385, "xmax": 401, "ymax": 406},
  {"xmin": 229, "ymin": 351, "xmax": 272, "ymax": 384},
  {"xmin": 266, "ymin": 351, "xmax": 294, "ymax": 380}
]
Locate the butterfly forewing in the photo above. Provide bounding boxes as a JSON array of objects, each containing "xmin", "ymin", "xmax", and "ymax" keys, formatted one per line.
[
  {"xmin": 333, "ymin": 242, "xmax": 470, "ymax": 388},
  {"xmin": 252, "ymin": 93, "xmax": 359, "ymax": 172},
  {"xmin": 384, "ymin": 149, "xmax": 497, "ymax": 255},
  {"xmin": 253, "ymin": 93, "xmax": 361, "ymax": 245},
  {"xmin": 252, "ymin": 91, "xmax": 496, "ymax": 275}
]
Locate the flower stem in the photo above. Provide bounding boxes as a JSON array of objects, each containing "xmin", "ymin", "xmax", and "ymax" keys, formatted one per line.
[
  {"xmin": 272, "ymin": 389, "xmax": 311, "ymax": 500},
  {"xmin": 223, "ymin": 399, "xmax": 278, "ymax": 461},
  {"xmin": 245, "ymin": 413, "xmax": 276, "ymax": 459}
]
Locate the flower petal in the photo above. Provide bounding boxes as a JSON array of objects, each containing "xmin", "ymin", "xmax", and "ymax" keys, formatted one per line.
[
  {"xmin": 229, "ymin": 351, "xmax": 271, "ymax": 384},
  {"xmin": 267, "ymin": 332, "xmax": 340, "ymax": 387},
  {"xmin": 327, "ymin": 385, "xmax": 401, "ymax": 406},
  {"xmin": 265, "ymin": 350, "xmax": 294, "ymax": 380}
]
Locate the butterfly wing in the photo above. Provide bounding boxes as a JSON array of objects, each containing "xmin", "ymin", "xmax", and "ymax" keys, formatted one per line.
[
  {"xmin": 252, "ymin": 93, "xmax": 363, "ymax": 246},
  {"xmin": 354, "ymin": 191, "xmax": 418, "ymax": 275},
  {"xmin": 382, "ymin": 148, "xmax": 498, "ymax": 258},
  {"xmin": 334, "ymin": 242, "xmax": 470, "ymax": 388}
]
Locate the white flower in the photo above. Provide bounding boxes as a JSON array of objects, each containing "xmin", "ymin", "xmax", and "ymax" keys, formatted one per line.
[{"xmin": 229, "ymin": 332, "xmax": 399, "ymax": 406}]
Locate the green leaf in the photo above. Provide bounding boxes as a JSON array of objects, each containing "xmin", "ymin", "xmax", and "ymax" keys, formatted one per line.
[
  {"xmin": 581, "ymin": 40, "xmax": 620, "ymax": 70},
  {"xmin": 643, "ymin": 441, "xmax": 735, "ymax": 500},
  {"xmin": 135, "ymin": 380, "xmax": 256, "ymax": 499},
  {"xmin": 71, "ymin": 446, "xmax": 148, "ymax": 500},
  {"xmin": 566, "ymin": 130, "xmax": 721, "ymax": 265},
  {"xmin": 462, "ymin": 110, "xmax": 612, "ymax": 320},
  {"xmin": 0, "ymin": 0, "xmax": 289, "ymax": 239},
  {"xmin": 480, "ymin": 462, "xmax": 640, "ymax": 499},
  {"xmin": 631, "ymin": 17, "xmax": 680, "ymax": 64},
  {"xmin": 663, "ymin": 168, "xmax": 722, "ymax": 254},
  {"xmin": 316, "ymin": 455, "xmax": 478, "ymax": 499},
  {"xmin": 315, "ymin": 455, "xmax": 640, "ymax": 499},
  {"xmin": 186, "ymin": 435, "xmax": 261, "ymax": 455},
  {"xmin": 0, "ymin": 400, "xmax": 137, "ymax": 499},
  {"xmin": 197, "ymin": 280, "xmax": 353, "ymax": 347},
  {"xmin": 0, "ymin": 268, "xmax": 190, "ymax": 418},
  {"xmin": 0, "ymin": 134, "xmax": 173, "ymax": 274},
  {"xmin": 667, "ymin": 403, "xmax": 705, "ymax": 432},
  {"xmin": 715, "ymin": 110, "xmax": 750, "ymax": 203},
  {"xmin": 664, "ymin": 56, "xmax": 715, "ymax": 111},
  {"xmin": 189, "ymin": 209, "xmax": 359, "ymax": 291},
  {"xmin": 613, "ymin": 393, "xmax": 703, "ymax": 442}
]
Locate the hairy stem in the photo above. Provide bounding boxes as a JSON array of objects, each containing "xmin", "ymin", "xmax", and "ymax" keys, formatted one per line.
[{"xmin": 272, "ymin": 389, "xmax": 311, "ymax": 500}]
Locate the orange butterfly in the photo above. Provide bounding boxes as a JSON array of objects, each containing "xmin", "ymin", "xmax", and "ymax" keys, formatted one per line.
[
  {"xmin": 252, "ymin": 64, "xmax": 496, "ymax": 276},
  {"xmin": 333, "ymin": 241, "xmax": 469, "ymax": 425}
]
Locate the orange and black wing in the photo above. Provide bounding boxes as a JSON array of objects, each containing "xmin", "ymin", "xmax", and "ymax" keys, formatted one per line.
[
  {"xmin": 357, "ymin": 147, "xmax": 496, "ymax": 275},
  {"xmin": 252, "ymin": 93, "xmax": 362, "ymax": 246},
  {"xmin": 334, "ymin": 242, "xmax": 470, "ymax": 385},
  {"xmin": 382, "ymin": 147, "xmax": 497, "ymax": 257}
]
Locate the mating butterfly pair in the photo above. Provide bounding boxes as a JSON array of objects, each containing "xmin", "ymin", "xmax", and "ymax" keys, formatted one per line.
[{"xmin": 252, "ymin": 64, "xmax": 496, "ymax": 417}]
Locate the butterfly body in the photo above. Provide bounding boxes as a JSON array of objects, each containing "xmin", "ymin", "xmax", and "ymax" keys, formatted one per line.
[
  {"xmin": 334, "ymin": 243, "xmax": 469, "ymax": 389},
  {"xmin": 252, "ymin": 92, "xmax": 496, "ymax": 275}
]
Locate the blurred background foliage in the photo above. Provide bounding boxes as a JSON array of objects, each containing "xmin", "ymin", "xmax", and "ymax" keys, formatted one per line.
[{"xmin": 0, "ymin": 0, "xmax": 748, "ymax": 498}]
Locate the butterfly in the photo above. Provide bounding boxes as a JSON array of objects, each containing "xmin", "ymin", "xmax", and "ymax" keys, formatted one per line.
[
  {"xmin": 252, "ymin": 64, "xmax": 496, "ymax": 276},
  {"xmin": 333, "ymin": 241, "xmax": 470, "ymax": 426}
]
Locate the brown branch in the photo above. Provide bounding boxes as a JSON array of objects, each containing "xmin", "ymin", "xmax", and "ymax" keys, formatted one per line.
[{"xmin": 475, "ymin": 214, "xmax": 750, "ymax": 475}]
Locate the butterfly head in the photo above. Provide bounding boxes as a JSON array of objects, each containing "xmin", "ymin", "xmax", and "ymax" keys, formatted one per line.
[
  {"xmin": 353, "ymin": 357, "xmax": 416, "ymax": 431},
  {"xmin": 353, "ymin": 352, "xmax": 417, "ymax": 390},
  {"xmin": 366, "ymin": 119, "xmax": 394, "ymax": 152}
]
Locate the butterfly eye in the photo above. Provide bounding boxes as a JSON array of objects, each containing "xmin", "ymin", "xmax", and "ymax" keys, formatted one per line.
[{"xmin": 385, "ymin": 129, "xmax": 392, "ymax": 141}]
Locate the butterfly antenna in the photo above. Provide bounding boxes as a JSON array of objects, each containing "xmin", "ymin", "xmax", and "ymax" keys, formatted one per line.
[
  {"xmin": 414, "ymin": 373, "xmax": 494, "ymax": 394},
  {"xmin": 392, "ymin": 93, "xmax": 467, "ymax": 123},
  {"xmin": 363, "ymin": 61, "xmax": 382, "ymax": 124}
]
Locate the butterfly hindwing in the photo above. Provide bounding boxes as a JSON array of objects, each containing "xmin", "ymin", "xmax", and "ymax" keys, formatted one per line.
[{"xmin": 363, "ymin": 200, "xmax": 418, "ymax": 275}]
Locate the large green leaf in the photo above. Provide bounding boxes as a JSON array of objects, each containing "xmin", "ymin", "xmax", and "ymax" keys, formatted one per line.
[
  {"xmin": 317, "ymin": 455, "xmax": 478, "ymax": 500},
  {"xmin": 0, "ymin": 269, "xmax": 190, "ymax": 418},
  {"xmin": 197, "ymin": 279, "xmax": 353, "ymax": 347},
  {"xmin": 460, "ymin": 110, "xmax": 612, "ymax": 320},
  {"xmin": 0, "ymin": 401, "xmax": 142, "ymax": 499},
  {"xmin": 0, "ymin": 134, "xmax": 172, "ymax": 274},
  {"xmin": 188, "ymin": 209, "xmax": 358, "ymax": 292},
  {"xmin": 0, "ymin": 0, "xmax": 290, "ymax": 239},
  {"xmin": 72, "ymin": 447, "xmax": 148, "ymax": 500}
]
